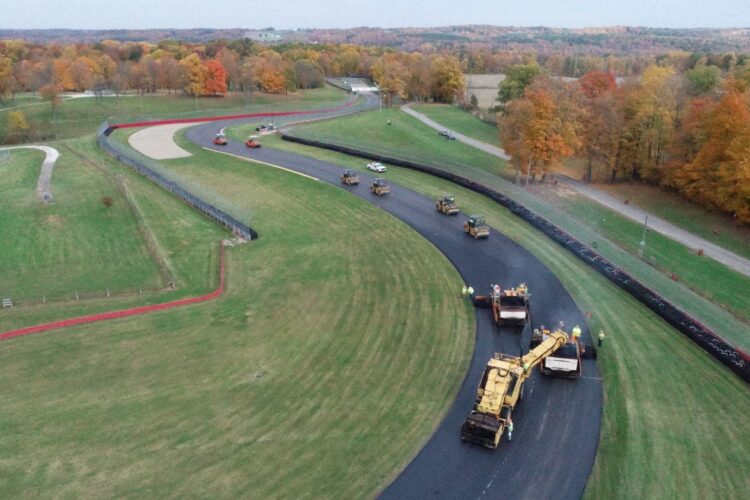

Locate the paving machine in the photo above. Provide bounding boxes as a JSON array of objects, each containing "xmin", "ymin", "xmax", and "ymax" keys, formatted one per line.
[
  {"xmin": 213, "ymin": 133, "xmax": 228, "ymax": 145},
  {"xmin": 464, "ymin": 215, "xmax": 489, "ymax": 239},
  {"xmin": 371, "ymin": 178, "xmax": 391, "ymax": 196},
  {"xmin": 245, "ymin": 135, "xmax": 262, "ymax": 148},
  {"xmin": 436, "ymin": 194, "xmax": 459, "ymax": 215},
  {"xmin": 460, "ymin": 330, "xmax": 568, "ymax": 448},
  {"xmin": 341, "ymin": 169, "xmax": 360, "ymax": 185},
  {"xmin": 530, "ymin": 325, "xmax": 596, "ymax": 378}
]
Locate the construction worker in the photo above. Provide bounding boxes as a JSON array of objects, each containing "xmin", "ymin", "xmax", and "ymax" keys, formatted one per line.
[
  {"xmin": 540, "ymin": 325, "xmax": 549, "ymax": 341},
  {"xmin": 461, "ymin": 285, "xmax": 468, "ymax": 298},
  {"xmin": 467, "ymin": 286, "xmax": 475, "ymax": 296},
  {"xmin": 572, "ymin": 325, "xmax": 582, "ymax": 342},
  {"xmin": 598, "ymin": 330, "xmax": 606, "ymax": 347},
  {"xmin": 507, "ymin": 418, "xmax": 514, "ymax": 442}
]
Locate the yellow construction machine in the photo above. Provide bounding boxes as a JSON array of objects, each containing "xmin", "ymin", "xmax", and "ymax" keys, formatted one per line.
[
  {"xmin": 460, "ymin": 330, "xmax": 568, "ymax": 448},
  {"xmin": 530, "ymin": 325, "xmax": 596, "ymax": 378},
  {"xmin": 341, "ymin": 168, "xmax": 360, "ymax": 185},
  {"xmin": 436, "ymin": 194, "xmax": 459, "ymax": 215},
  {"xmin": 472, "ymin": 283, "xmax": 531, "ymax": 327},
  {"xmin": 464, "ymin": 215, "xmax": 489, "ymax": 239},
  {"xmin": 371, "ymin": 178, "xmax": 391, "ymax": 196}
]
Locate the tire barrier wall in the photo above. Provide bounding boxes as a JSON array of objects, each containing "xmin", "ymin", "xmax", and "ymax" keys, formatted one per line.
[
  {"xmin": 280, "ymin": 133, "xmax": 750, "ymax": 383},
  {"xmin": 97, "ymin": 121, "xmax": 258, "ymax": 240},
  {"xmin": 0, "ymin": 245, "xmax": 225, "ymax": 341}
]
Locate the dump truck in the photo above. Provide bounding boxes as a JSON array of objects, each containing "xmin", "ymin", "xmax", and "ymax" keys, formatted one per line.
[
  {"xmin": 341, "ymin": 169, "xmax": 360, "ymax": 185},
  {"xmin": 530, "ymin": 326, "xmax": 596, "ymax": 378},
  {"xmin": 460, "ymin": 330, "xmax": 568, "ymax": 448},
  {"xmin": 436, "ymin": 194, "xmax": 459, "ymax": 215},
  {"xmin": 213, "ymin": 133, "xmax": 228, "ymax": 145},
  {"xmin": 245, "ymin": 135, "xmax": 262, "ymax": 148},
  {"xmin": 371, "ymin": 178, "xmax": 391, "ymax": 196},
  {"xmin": 464, "ymin": 215, "xmax": 489, "ymax": 239}
]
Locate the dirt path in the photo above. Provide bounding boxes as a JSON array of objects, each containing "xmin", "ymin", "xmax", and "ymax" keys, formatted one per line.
[
  {"xmin": 128, "ymin": 123, "xmax": 194, "ymax": 160},
  {"xmin": 401, "ymin": 103, "xmax": 511, "ymax": 160},
  {"xmin": 402, "ymin": 104, "xmax": 750, "ymax": 278},
  {"xmin": 0, "ymin": 145, "xmax": 59, "ymax": 203}
]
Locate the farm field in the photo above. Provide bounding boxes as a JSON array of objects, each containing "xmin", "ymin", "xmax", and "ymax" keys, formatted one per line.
[
  {"xmin": 263, "ymin": 134, "xmax": 750, "ymax": 499},
  {"xmin": 0, "ymin": 133, "xmax": 473, "ymax": 498}
]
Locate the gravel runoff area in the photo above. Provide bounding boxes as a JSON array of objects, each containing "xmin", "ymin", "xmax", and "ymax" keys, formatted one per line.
[
  {"xmin": 0, "ymin": 145, "xmax": 59, "ymax": 203},
  {"xmin": 186, "ymin": 121, "xmax": 602, "ymax": 500},
  {"xmin": 128, "ymin": 123, "xmax": 194, "ymax": 160},
  {"xmin": 401, "ymin": 104, "xmax": 750, "ymax": 278}
]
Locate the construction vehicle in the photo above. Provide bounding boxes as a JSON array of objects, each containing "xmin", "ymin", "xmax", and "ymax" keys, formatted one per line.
[
  {"xmin": 530, "ymin": 325, "xmax": 595, "ymax": 378},
  {"xmin": 341, "ymin": 169, "xmax": 360, "ymax": 185},
  {"xmin": 371, "ymin": 178, "xmax": 391, "ymax": 196},
  {"xmin": 472, "ymin": 283, "xmax": 531, "ymax": 327},
  {"xmin": 212, "ymin": 133, "xmax": 228, "ymax": 145},
  {"xmin": 436, "ymin": 194, "xmax": 459, "ymax": 215},
  {"xmin": 245, "ymin": 135, "xmax": 262, "ymax": 148},
  {"xmin": 460, "ymin": 330, "xmax": 568, "ymax": 448},
  {"xmin": 464, "ymin": 215, "xmax": 489, "ymax": 239}
]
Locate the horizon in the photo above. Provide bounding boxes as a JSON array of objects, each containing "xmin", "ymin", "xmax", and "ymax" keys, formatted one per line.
[{"xmin": 1, "ymin": 0, "xmax": 749, "ymax": 31}]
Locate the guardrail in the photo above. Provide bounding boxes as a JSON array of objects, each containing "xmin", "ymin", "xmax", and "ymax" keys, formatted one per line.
[
  {"xmin": 97, "ymin": 121, "xmax": 258, "ymax": 240},
  {"xmin": 280, "ymin": 132, "xmax": 750, "ymax": 383}
]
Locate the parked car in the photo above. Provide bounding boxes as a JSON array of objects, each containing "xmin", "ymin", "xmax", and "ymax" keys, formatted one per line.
[
  {"xmin": 255, "ymin": 124, "xmax": 268, "ymax": 132},
  {"xmin": 438, "ymin": 130, "xmax": 449, "ymax": 137},
  {"xmin": 367, "ymin": 161, "xmax": 387, "ymax": 173}
]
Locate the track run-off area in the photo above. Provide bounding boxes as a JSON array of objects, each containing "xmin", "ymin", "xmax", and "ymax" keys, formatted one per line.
[{"xmin": 185, "ymin": 120, "xmax": 602, "ymax": 499}]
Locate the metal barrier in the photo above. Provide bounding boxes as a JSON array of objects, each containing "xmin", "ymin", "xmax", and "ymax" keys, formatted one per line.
[
  {"xmin": 97, "ymin": 121, "xmax": 257, "ymax": 240},
  {"xmin": 280, "ymin": 133, "xmax": 750, "ymax": 383}
]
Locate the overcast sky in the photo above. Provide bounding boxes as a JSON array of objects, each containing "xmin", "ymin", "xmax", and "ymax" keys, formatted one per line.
[{"xmin": 1, "ymin": 0, "xmax": 748, "ymax": 30}]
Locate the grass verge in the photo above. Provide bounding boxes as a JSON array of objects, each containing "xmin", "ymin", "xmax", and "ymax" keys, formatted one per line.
[
  {"xmin": 0, "ymin": 138, "xmax": 474, "ymax": 498},
  {"xmin": 411, "ymin": 103, "xmax": 500, "ymax": 146}
]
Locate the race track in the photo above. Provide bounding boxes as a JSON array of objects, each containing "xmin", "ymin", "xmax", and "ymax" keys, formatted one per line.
[{"xmin": 184, "ymin": 121, "xmax": 603, "ymax": 499}]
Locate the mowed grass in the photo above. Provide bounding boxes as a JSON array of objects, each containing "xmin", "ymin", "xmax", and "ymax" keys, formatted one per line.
[
  {"xmin": 0, "ymin": 140, "xmax": 474, "ymax": 497},
  {"xmin": 284, "ymin": 107, "xmax": 508, "ymax": 177},
  {"xmin": 0, "ymin": 87, "xmax": 346, "ymax": 144},
  {"xmin": 558, "ymin": 158, "xmax": 750, "ymax": 260},
  {"xmin": 265, "ymin": 136, "xmax": 750, "ymax": 499},
  {"xmin": 282, "ymin": 109, "xmax": 750, "ymax": 351},
  {"xmin": 411, "ymin": 103, "xmax": 500, "ymax": 146},
  {"xmin": 0, "ymin": 145, "xmax": 163, "ymax": 303},
  {"xmin": 542, "ymin": 187, "xmax": 750, "ymax": 327}
]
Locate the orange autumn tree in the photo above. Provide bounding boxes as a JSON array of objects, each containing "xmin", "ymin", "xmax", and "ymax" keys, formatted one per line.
[
  {"xmin": 501, "ymin": 87, "xmax": 576, "ymax": 185},
  {"xmin": 671, "ymin": 89, "xmax": 750, "ymax": 222},
  {"xmin": 203, "ymin": 59, "xmax": 227, "ymax": 95}
]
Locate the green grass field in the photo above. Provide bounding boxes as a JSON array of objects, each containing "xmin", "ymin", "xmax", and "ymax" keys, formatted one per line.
[
  {"xmin": 264, "ymin": 135, "xmax": 750, "ymax": 499},
  {"xmin": 0, "ymin": 145, "xmax": 163, "ymax": 303},
  {"xmin": 276, "ymin": 107, "xmax": 508, "ymax": 178},
  {"xmin": 539, "ymin": 185, "xmax": 750, "ymax": 323},
  {"xmin": 0, "ymin": 135, "xmax": 474, "ymax": 498},
  {"xmin": 0, "ymin": 87, "xmax": 346, "ymax": 144},
  {"xmin": 275, "ymin": 110, "xmax": 750, "ymax": 352},
  {"xmin": 411, "ymin": 103, "xmax": 501, "ymax": 146}
]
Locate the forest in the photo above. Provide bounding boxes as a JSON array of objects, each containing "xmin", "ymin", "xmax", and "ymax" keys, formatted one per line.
[{"xmin": 1, "ymin": 35, "xmax": 748, "ymax": 222}]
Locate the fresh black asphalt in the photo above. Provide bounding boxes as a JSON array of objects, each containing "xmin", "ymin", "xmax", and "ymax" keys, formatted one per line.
[{"xmin": 185, "ymin": 110, "xmax": 603, "ymax": 499}]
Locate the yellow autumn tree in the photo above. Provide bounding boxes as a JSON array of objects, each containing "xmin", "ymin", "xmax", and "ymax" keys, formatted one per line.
[{"xmin": 180, "ymin": 53, "xmax": 205, "ymax": 96}]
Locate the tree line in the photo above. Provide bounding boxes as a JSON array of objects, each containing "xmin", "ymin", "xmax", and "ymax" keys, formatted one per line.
[{"xmin": 498, "ymin": 59, "xmax": 750, "ymax": 224}]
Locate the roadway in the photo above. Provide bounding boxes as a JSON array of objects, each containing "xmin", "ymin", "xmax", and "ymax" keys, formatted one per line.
[{"xmin": 184, "ymin": 119, "xmax": 603, "ymax": 499}]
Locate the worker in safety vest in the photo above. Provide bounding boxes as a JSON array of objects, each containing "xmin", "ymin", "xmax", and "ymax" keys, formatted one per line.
[
  {"xmin": 598, "ymin": 330, "xmax": 606, "ymax": 347},
  {"xmin": 467, "ymin": 286, "xmax": 475, "ymax": 296},
  {"xmin": 507, "ymin": 418, "xmax": 514, "ymax": 442},
  {"xmin": 461, "ymin": 285, "xmax": 467, "ymax": 298},
  {"xmin": 572, "ymin": 325, "xmax": 582, "ymax": 342}
]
